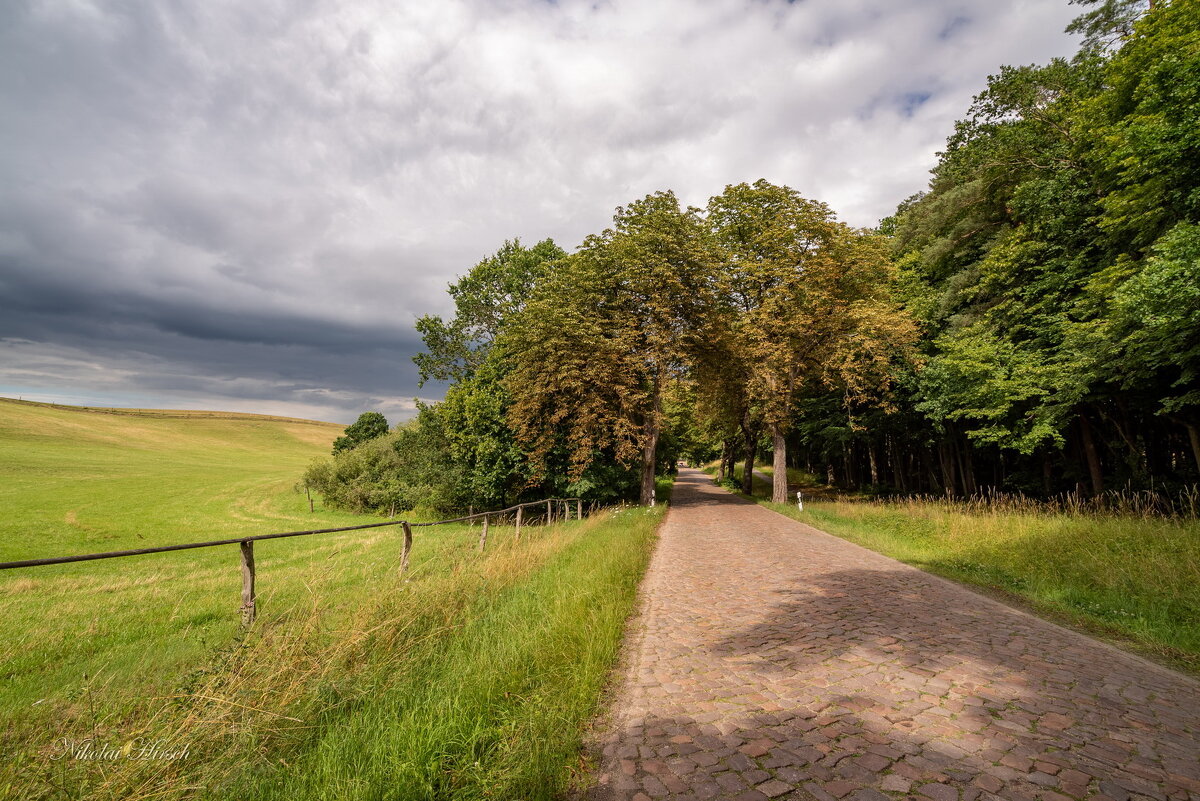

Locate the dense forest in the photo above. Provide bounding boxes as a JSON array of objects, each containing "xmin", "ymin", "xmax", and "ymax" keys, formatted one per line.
[{"xmin": 306, "ymin": 0, "xmax": 1199, "ymax": 513}]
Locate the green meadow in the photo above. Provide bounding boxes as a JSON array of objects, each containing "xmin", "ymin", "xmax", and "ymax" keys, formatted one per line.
[{"xmin": 0, "ymin": 398, "xmax": 665, "ymax": 800}]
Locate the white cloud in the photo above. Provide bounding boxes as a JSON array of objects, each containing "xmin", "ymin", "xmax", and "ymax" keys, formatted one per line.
[{"xmin": 0, "ymin": 0, "xmax": 1082, "ymax": 419}]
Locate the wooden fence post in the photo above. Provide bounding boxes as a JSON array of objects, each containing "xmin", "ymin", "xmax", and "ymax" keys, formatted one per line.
[
  {"xmin": 478, "ymin": 514, "xmax": 489, "ymax": 552},
  {"xmin": 577, "ymin": 498, "xmax": 582, "ymax": 519},
  {"xmin": 515, "ymin": 505, "xmax": 523, "ymax": 540},
  {"xmin": 546, "ymin": 499, "xmax": 552, "ymax": 525},
  {"xmin": 240, "ymin": 541, "xmax": 256, "ymax": 625},
  {"xmin": 401, "ymin": 521, "xmax": 413, "ymax": 575}
]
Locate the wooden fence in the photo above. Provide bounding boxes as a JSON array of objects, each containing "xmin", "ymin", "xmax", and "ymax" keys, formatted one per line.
[{"xmin": 0, "ymin": 497, "xmax": 587, "ymax": 624}]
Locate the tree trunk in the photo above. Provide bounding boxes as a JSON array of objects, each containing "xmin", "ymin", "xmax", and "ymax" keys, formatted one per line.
[
  {"xmin": 921, "ymin": 448, "xmax": 938, "ymax": 494},
  {"xmin": 867, "ymin": 441, "xmax": 879, "ymax": 486},
  {"xmin": 643, "ymin": 407, "xmax": 662, "ymax": 506},
  {"xmin": 1103, "ymin": 401, "xmax": 1147, "ymax": 479},
  {"xmin": 640, "ymin": 417, "xmax": 658, "ymax": 506},
  {"xmin": 640, "ymin": 381, "xmax": 663, "ymax": 507},
  {"xmin": 843, "ymin": 442, "xmax": 854, "ymax": 489},
  {"xmin": 740, "ymin": 411, "xmax": 757, "ymax": 495},
  {"xmin": 958, "ymin": 436, "xmax": 977, "ymax": 495},
  {"xmin": 938, "ymin": 442, "xmax": 957, "ymax": 496},
  {"xmin": 771, "ymin": 423, "xmax": 788, "ymax": 504},
  {"xmin": 717, "ymin": 439, "xmax": 728, "ymax": 482},
  {"xmin": 1187, "ymin": 421, "xmax": 1200, "ymax": 475},
  {"xmin": 742, "ymin": 444, "xmax": 754, "ymax": 494},
  {"xmin": 1079, "ymin": 414, "xmax": 1104, "ymax": 496}
]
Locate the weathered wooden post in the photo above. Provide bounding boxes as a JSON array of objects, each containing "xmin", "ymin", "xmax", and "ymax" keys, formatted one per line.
[
  {"xmin": 478, "ymin": 514, "xmax": 489, "ymax": 552},
  {"xmin": 546, "ymin": 499, "xmax": 552, "ymax": 525},
  {"xmin": 401, "ymin": 521, "xmax": 413, "ymax": 574},
  {"xmin": 240, "ymin": 540, "xmax": 256, "ymax": 625},
  {"xmin": 577, "ymin": 498, "xmax": 583, "ymax": 519},
  {"xmin": 515, "ymin": 505, "xmax": 523, "ymax": 540}
]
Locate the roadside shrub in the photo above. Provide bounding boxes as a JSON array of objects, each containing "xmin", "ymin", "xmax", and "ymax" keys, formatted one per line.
[{"xmin": 305, "ymin": 408, "xmax": 466, "ymax": 514}]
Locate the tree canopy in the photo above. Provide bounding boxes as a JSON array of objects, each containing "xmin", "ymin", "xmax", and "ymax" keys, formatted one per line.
[{"xmin": 331, "ymin": 411, "xmax": 389, "ymax": 455}]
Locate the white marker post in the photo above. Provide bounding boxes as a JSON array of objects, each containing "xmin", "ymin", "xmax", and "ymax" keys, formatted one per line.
[{"xmin": 796, "ymin": 490, "xmax": 803, "ymax": 511}]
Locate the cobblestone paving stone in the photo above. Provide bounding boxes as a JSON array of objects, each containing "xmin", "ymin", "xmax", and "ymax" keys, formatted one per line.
[{"xmin": 592, "ymin": 469, "xmax": 1200, "ymax": 801}]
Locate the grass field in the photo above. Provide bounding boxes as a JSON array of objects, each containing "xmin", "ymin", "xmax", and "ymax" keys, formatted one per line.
[
  {"xmin": 709, "ymin": 462, "xmax": 1200, "ymax": 674},
  {"xmin": 0, "ymin": 398, "xmax": 667, "ymax": 799}
]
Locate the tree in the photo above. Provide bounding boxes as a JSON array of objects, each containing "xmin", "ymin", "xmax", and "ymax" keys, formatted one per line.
[
  {"xmin": 306, "ymin": 407, "xmax": 465, "ymax": 514},
  {"xmin": 332, "ymin": 411, "xmax": 389, "ymax": 454},
  {"xmin": 414, "ymin": 239, "xmax": 566, "ymax": 385},
  {"xmin": 1085, "ymin": 0, "xmax": 1199, "ymax": 252},
  {"xmin": 1067, "ymin": 0, "xmax": 1151, "ymax": 52},
  {"xmin": 708, "ymin": 180, "xmax": 917, "ymax": 503},
  {"xmin": 411, "ymin": 238, "xmax": 568, "ymax": 508},
  {"xmin": 1104, "ymin": 222, "xmax": 1200, "ymax": 470},
  {"xmin": 504, "ymin": 192, "xmax": 716, "ymax": 505},
  {"xmin": 875, "ymin": 0, "xmax": 1200, "ymax": 497}
]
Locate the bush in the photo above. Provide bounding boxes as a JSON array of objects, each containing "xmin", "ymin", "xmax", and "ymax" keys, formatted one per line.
[{"xmin": 306, "ymin": 408, "xmax": 466, "ymax": 514}]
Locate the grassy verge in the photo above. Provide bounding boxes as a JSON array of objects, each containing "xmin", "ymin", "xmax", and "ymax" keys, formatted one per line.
[
  {"xmin": 752, "ymin": 463, "xmax": 820, "ymax": 489},
  {"xmin": 11, "ymin": 499, "xmax": 665, "ymax": 801},
  {"xmin": 701, "ymin": 463, "xmax": 1200, "ymax": 674}
]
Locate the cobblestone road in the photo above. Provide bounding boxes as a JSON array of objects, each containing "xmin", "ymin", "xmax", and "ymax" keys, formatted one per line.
[{"xmin": 592, "ymin": 469, "xmax": 1200, "ymax": 801}]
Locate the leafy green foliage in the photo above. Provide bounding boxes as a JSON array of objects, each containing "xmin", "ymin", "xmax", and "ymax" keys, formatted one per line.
[
  {"xmin": 414, "ymin": 239, "xmax": 566, "ymax": 385},
  {"xmin": 865, "ymin": 0, "xmax": 1200, "ymax": 496},
  {"xmin": 1106, "ymin": 222, "xmax": 1200, "ymax": 414},
  {"xmin": 331, "ymin": 411, "xmax": 389, "ymax": 455},
  {"xmin": 704, "ymin": 180, "xmax": 918, "ymax": 500},
  {"xmin": 306, "ymin": 408, "xmax": 463, "ymax": 514},
  {"xmin": 1066, "ymin": 0, "xmax": 1149, "ymax": 51}
]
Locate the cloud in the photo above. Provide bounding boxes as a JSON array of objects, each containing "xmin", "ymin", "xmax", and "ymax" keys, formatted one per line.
[{"xmin": 0, "ymin": 0, "xmax": 1081, "ymax": 421}]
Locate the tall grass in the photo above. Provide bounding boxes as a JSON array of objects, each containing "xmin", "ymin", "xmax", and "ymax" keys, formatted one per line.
[
  {"xmin": 10, "ymin": 505, "xmax": 664, "ymax": 801},
  {"xmin": 1, "ymin": 399, "xmax": 670, "ymax": 799}
]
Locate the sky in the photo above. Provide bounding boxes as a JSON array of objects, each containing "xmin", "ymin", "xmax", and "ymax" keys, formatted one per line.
[{"xmin": 0, "ymin": 0, "xmax": 1083, "ymax": 424}]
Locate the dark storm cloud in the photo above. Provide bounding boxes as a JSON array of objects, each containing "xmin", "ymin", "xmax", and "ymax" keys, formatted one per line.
[{"xmin": 0, "ymin": 0, "xmax": 1081, "ymax": 421}]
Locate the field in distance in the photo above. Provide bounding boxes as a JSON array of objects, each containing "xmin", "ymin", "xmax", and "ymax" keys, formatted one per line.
[
  {"xmin": 0, "ymin": 397, "xmax": 660, "ymax": 800},
  {"xmin": 0, "ymin": 398, "xmax": 367, "ymax": 781}
]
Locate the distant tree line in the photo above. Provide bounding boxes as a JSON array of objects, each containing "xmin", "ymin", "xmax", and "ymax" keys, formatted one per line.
[{"xmin": 306, "ymin": 0, "xmax": 1198, "ymax": 514}]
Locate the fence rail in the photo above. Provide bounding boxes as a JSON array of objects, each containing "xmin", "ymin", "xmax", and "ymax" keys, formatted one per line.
[{"xmin": 0, "ymin": 497, "xmax": 588, "ymax": 624}]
